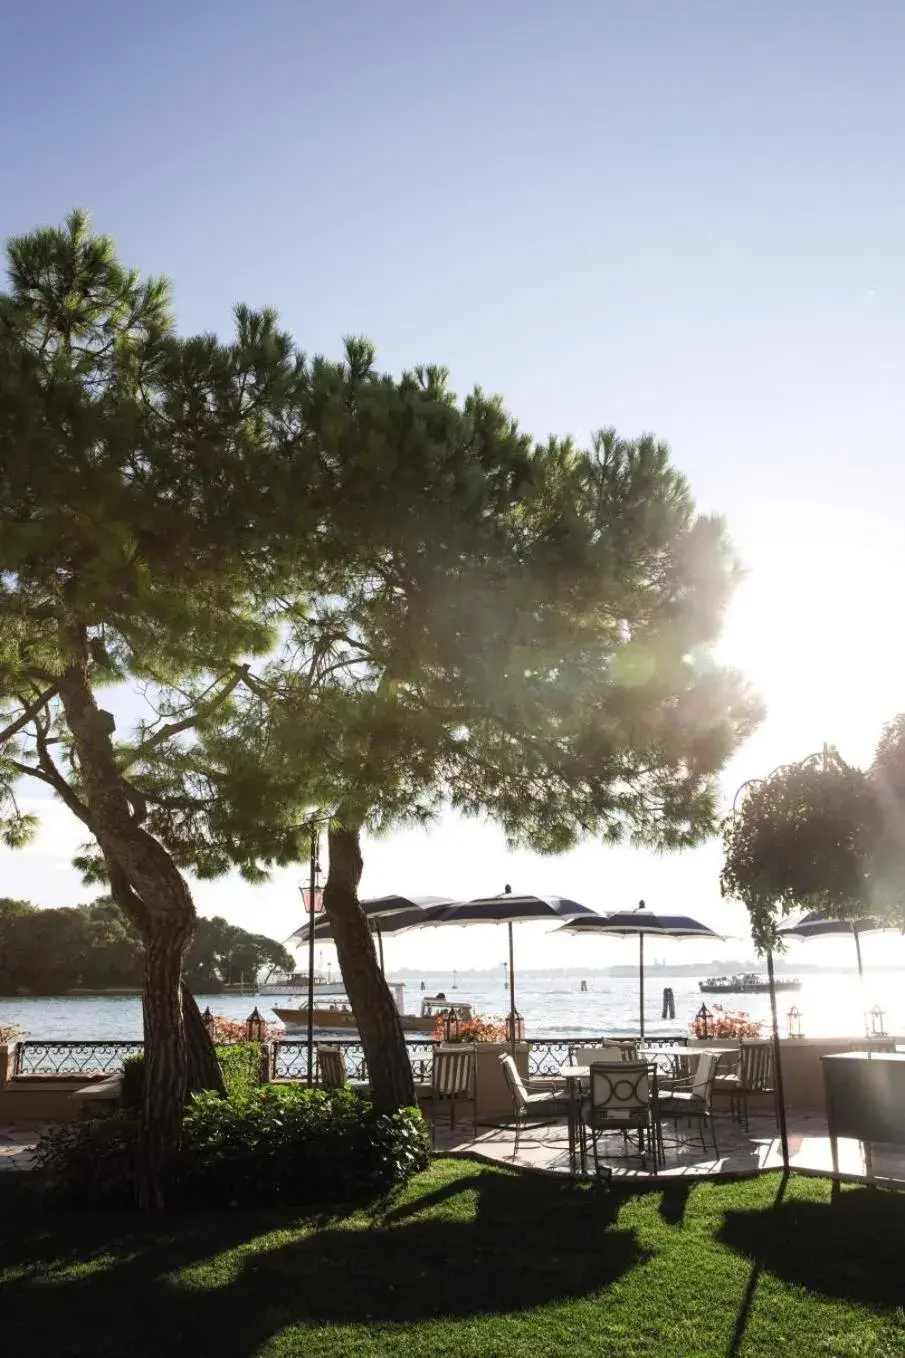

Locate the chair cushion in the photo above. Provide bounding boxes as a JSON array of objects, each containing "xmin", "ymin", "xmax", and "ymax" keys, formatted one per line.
[{"xmin": 659, "ymin": 1091, "xmax": 705, "ymax": 1113}]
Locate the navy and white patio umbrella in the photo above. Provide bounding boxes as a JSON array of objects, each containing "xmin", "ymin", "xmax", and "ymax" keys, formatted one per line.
[
  {"xmin": 292, "ymin": 895, "xmax": 456, "ymax": 972},
  {"xmin": 775, "ymin": 911, "xmax": 889, "ymax": 982},
  {"xmin": 555, "ymin": 899, "xmax": 724, "ymax": 1038},
  {"xmin": 431, "ymin": 888, "xmax": 600, "ymax": 1051}
]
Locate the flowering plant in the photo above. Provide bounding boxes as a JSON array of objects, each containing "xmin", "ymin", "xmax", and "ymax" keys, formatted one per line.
[
  {"xmin": 692, "ymin": 1005, "xmax": 764, "ymax": 1040},
  {"xmin": 205, "ymin": 1014, "xmax": 283, "ymax": 1044},
  {"xmin": 0, "ymin": 1022, "xmax": 21, "ymax": 1043},
  {"xmin": 432, "ymin": 1013, "xmax": 508, "ymax": 1044}
]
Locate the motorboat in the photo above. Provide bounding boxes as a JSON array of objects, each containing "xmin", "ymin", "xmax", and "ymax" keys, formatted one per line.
[
  {"xmin": 698, "ymin": 972, "xmax": 801, "ymax": 994},
  {"xmin": 273, "ymin": 984, "xmax": 473, "ymax": 1033}
]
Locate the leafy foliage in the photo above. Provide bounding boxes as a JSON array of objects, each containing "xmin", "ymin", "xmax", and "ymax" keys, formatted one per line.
[
  {"xmin": 0, "ymin": 900, "xmax": 290, "ymax": 995},
  {"xmin": 722, "ymin": 724, "xmax": 905, "ymax": 949},
  {"xmin": 35, "ymin": 1087, "xmax": 430, "ymax": 1209}
]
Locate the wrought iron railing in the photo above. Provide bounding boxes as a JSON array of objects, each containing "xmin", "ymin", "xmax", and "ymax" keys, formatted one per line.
[
  {"xmin": 12, "ymin": 1033, "xmax": 684, "ymax": 1080},
  {"xmin": 13, "ymin": 1039, "xmax": 144, "ymax": 1076}
]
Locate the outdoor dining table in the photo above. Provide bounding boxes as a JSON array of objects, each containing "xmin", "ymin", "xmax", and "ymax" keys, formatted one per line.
[{"xmin": 560, "ymin": 1050, "xmax": 727, "ymax": 1174}]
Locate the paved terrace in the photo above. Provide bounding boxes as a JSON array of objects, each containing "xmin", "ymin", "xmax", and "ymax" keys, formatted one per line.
[{"xmin": 435, "ymin": 1112, "xmax": 905, "ymax": 1186}]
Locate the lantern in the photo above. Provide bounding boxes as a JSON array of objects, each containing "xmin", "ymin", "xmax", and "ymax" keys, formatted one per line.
[
  {"xmin": 201, "ymin": 1006, "xmax": 215, "ymax": 1037},
  {"xmin": 695, "ymin": 1003, "xmax": 712, "ymax": 1040},
  {"xmin": 443, "ymin": 1007, "xmax": 461, "ymax": 1043},
  {"xmin": 869, "ymin": 1004, "xmax": 887, "ymax": 1038},
  {"xmin": 786, "ymin": 1006, "xmax": 803, "ymax": 1039},
  {"xmin": 245, "ymin": 1006, "xmax": 267, "ymax": 1042},
  {"xmin": 505, "ymin": 1009, "xmax": 524, "ymax": 1044}
]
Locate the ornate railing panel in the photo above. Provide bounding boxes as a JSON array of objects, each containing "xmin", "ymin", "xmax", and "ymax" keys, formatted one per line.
[
  {"xmin": 525, "ymin": 1034, "xmax": 687, "ymax": 1077},
  {"xmin": 273, "ymin": 1038, "xmax": 436, "ymax": 1083},
  {"xmin": 14, "ymin": 1040, "xmax": 145, "ymax": 1076}
]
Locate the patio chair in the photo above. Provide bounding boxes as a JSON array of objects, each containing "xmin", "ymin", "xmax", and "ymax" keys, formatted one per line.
[
  {"xmin": 316, "ymin": 1045, "xmax": 369, "ymax": 1095},
  {"xmin": 581, "ymin": 1061, "xmax": 660, "ymax": 1176},
  {"xmin": 416, "ymin": 1048, "xmax": 476, "ymax": 1146},
  {"xmin": 316, "ymin": 1045, "xmax": 346, "ymax": 1089},
  {"xmin": 499, "ymin": 1052, "xmax": 570, "ymax": 1158},
  {"xmin": 713, "ymin": 1040, "xmax": 774, "ymax": 1129},
  {"xmin": 657, "ymin": 1051, "xmax": 720, "ymax": 1157}
]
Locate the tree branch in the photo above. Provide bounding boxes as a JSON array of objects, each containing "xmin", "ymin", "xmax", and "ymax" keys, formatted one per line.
[
  {"xmin": 0, "ymin": 685, "xmax": 59, "ymax": 746},
  {"xmin": 125, "ymin": 666, "xmax": 249, "ymax": 769}
]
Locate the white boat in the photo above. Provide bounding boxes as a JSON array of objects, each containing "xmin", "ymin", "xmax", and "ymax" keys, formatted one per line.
[{"xmin": 273, "ymin": 985, "xmax": 473, "ymax": 1033}]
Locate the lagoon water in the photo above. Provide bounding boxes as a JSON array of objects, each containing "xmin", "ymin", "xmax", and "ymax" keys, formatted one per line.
[{"xmin": 1, "ymin": 968, "xmax": 900, "ymax": 1042}]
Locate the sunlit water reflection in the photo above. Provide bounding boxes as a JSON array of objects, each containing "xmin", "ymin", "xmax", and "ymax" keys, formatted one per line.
[{"xmin": 1, "ymin": 968, "xmax": 900, "ymax": 1041}]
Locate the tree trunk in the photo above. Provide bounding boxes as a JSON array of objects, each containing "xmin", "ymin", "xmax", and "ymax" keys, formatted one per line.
[
  {"xmin": 57, "ymin": 645, "xmax": 204, "ymax": 1206},
  {"xmin": 182, "ymin": 984, "xmax": 227, "ymax": 1095},
  {"xmin": 108, "ymin": 860, "xmax": 225, "ymax": 1097},
  {"xmin": 138, "ymin": 924, "xmax": 191, "ymax": 1208},
  {"xmin": 323, "ymin": 820, "xmax": 415, "ymax": 1111}
]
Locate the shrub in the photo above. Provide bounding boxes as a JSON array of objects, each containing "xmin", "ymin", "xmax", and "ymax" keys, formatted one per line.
[
  {"xmin": 34, "ymin": 1086, "xmax": 430, "ymax": 1210},
  {"xmin": 120, "ymin": 1042, "xmax": 266, "ymax": 1108},
  {"xmin": 34, "ymin": 1112, "xmax": 139, "ymax": 1207},
  {"xmin": 180, "ymin": 1085, "xmax": 430, "ymax": 1208}
]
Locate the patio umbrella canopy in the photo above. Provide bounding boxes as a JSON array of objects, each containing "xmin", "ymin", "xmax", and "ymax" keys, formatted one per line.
[
  {"xmin": 555, "ymin": 899, "xmax": 724, "ymax": 1038},
  {"xmin": 776, "ymin": 911, "xmax": 889, "ymax": 981},
  {"xmin": 432, "ymin": 888, "xmax": 599, "ymax": 1050},
  {"xmin": 292, "ymin": 896, "xmax": 455, "ymax": 971}
]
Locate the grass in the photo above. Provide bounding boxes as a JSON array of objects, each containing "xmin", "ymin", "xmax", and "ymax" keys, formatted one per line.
[{"xmin": 2, "ymin": 1161, "xmax": 905, "ymax": 1357}]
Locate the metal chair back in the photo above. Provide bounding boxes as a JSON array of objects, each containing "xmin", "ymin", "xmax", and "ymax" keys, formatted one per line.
[
  {"xmin": 433, "ymin": 1048, "xmax": 474, "ymax": 1102},
  {"xmin": 499, "ymin": 1052, "xmax": 528, "ymax": 1113},
  {"xmin": 689, "ymin": 1051, "xmax": 719, "ymax": 1104},
  {"xmin": 741, "ymin": 1041, "xmax": 774, "ymax": 1092},
  {"xmin": 316, "ymin": 1045, "xmax": 346, "ymax": 1090},
  {"xmin": 588, "ymin": 1061, "xmax": 654, "ymax": 1120}
]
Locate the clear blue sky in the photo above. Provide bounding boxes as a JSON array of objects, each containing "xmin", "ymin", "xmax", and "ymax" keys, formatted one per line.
[{"xmin": 3, "ymin": 2, "xmax": 905, "ymax": 970}]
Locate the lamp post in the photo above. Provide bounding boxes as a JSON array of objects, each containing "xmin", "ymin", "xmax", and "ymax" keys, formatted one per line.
[{"xmin": 729, "ymin": 749, "xmax": 835, "ymax": 1172}]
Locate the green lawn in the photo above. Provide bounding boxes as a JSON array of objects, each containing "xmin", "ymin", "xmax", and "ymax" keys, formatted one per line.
[{"xmin": 2, "ymin": 1160, "xmax": 905, "ymax": 1357}]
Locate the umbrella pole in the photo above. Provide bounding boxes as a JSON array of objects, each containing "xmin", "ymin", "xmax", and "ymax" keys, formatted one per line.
[
  {"xmin": 639, "ymin": 932, "xmax": 645, "ymax": 1040},
  {"xmin": 306, "ymin": 826, "xmax": 318, "ymax": 1088},
  {"xmin": 376, "ymin": 923, "xmax": 385, "ymax": 975},
  {"xmin": 766, "ymin": 948, "xmax": 790, "ymax": 1171},
  {"xmin": 853, "ymin": 925, "xmax": 864, "ymax": 981},
  {"xmin": 508, "ymin": 920, "xmax": 517, "ymax": 1055}
]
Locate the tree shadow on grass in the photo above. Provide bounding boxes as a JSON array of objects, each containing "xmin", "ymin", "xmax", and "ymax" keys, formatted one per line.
[
  {"xmin": 0, "ymin": 1168, "xmax": 649, "ymax": 1357},
  {"xmin": 717, "ymin": 1181, "xmax": 905, "ymax": 1313}
]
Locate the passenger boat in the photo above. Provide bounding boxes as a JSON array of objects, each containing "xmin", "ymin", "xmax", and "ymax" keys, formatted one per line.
[
  {"xmin": 273, "ymin": 984, "xmax": 474, "ymax": 1033},
  {"xmin": 698, "ymin": 972, "xmax": 801, "ymax": 994}
]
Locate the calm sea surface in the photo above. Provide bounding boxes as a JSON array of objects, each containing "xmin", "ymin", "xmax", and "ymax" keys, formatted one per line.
[{"xmin": 1, "ymin": 969, "xmax": 900, "ymax": 1041}]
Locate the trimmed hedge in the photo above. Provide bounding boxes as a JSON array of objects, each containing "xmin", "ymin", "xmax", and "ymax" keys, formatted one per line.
[{"xmin": 120, "ymin": 1042, "xmax": 265, "ymax": 1107}]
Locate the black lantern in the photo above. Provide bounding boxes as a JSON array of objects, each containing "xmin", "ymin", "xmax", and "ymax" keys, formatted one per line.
[
  {"xmin": 201, "ymin": 1006, "xmax": 215, "ymax": 1037},
  {"xmin": 505, "ymin": 1010, "xmax": 524, "ymax": 1044},
  {"xmin": 787, "ymin": 1005, "xmax": 803, "ymax": 1039},
  {"xmin": 245, "ymin": 1006, "xmax": 267, "ymax": 1042},
  {"xmin": 695, "ymin": 1003, "xmax": 712, "ymax": 1040},
  {"xmin": 869, "ymin": 1004, "xmax": 887, "ymax": 1038},
  {"xmin": 443, "ymin": 1007, "xmax": 461, "ymax": 1043}
]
